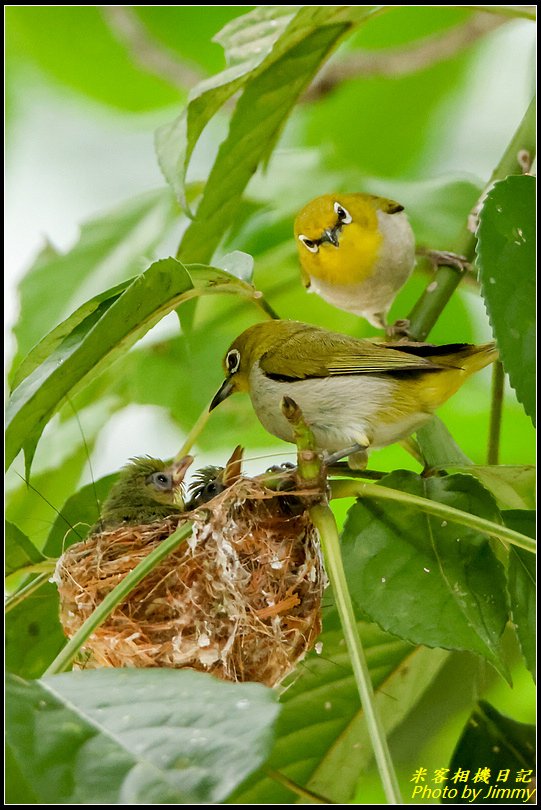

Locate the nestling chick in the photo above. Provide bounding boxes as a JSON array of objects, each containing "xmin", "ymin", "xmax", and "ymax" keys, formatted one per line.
[
  {"xmin": 93, "ymin": 455, "xmax": 193, "ymax": 532},
  {"xmin": 187, "ymin": 446, "xmax": 243, "ymax": 509}
]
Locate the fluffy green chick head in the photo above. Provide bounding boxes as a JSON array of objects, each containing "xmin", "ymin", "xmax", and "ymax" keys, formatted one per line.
[{"xmin": 96, "ymin": 455, "xmax": 193, "ymax": 532}]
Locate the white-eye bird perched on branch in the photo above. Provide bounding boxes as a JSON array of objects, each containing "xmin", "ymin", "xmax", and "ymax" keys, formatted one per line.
[
  {"xmin": 209, "ymin": 320, "xmax": 498, "ymax": 469},
  {"xmin": 93, "ymin": 455, "xmax": 193, "ymax": 532},
  {"xmin": 294, "ymin": 192, "xmax": 416, "ymax": 329}
]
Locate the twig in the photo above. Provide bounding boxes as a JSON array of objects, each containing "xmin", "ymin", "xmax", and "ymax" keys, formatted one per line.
[
  {"xmin": 304, "ymin": 12, "xmax": 506, "ymax": 102},
  {"xmin": 330, "ymin": 480, "xmax": 535, "ymax": 554},
  {"xmin": 487, "ymin": 361, "xmax": 505, "ymax": 465},
  {"xmin": 101, "ymin": 6, "xmax": 205, "ymax": 90}
]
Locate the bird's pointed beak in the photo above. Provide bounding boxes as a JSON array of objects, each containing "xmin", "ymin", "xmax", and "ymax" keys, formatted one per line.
[
  {"xmin": 172, "ymin": 455, "xmax": 194, "ymax": 486},
  {"xmin": 321, "ymin": 227, "xmax": 340, "ymax": 247},
  {"xmin": 209, "ymin": 377, "xmax": 235, "ymax": 411}
]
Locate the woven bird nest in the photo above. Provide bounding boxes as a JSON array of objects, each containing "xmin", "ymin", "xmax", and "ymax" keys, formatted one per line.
[{"xmin": 56, "ymin": 477, "xmax": 326, "ymax": 687}]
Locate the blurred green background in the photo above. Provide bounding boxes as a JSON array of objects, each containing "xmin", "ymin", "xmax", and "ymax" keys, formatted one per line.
[{"xmin": 5, "ymin": 7, "xmax": 535, "ymax": 804}]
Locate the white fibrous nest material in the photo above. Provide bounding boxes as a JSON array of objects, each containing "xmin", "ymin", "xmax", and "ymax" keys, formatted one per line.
[{"xmin": 56, "ymin": 477, "xmax": 326, "ymax": 687}]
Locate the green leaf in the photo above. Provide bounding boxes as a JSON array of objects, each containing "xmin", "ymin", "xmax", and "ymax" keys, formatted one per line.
[
  {"xmin": 443, "ymin": 701, "xmax": 536, "ymax": 804},
  {"xmin": 6, "ymin": 7, "xmax": 182, "ymax": 110},
  {"xmin": 6, "ymin": 258, "xmax": 194, "ymax": 472},
  {"xmin": 155, "ymin": 6, "xmax": 299, "ymax": 204},
  {"xmin": 11, "ymin": 281, "xmax": 131, "ymax": 391},
  {"xmin": 177, "ymin": 16, "xmax": 365, "ymax": 263},
  {"xmin": 476, "ymin": 175, "xmax": 535, "ymax": 423},
  {"xmin": 43, "ymin": 473, "xmax": 119, "ymax": 558},
  {"xmin": 10, "ymin": 190, "xmax": 177, "ymax": 378},
  {"xmin": 438, "ymin": 466, "xmax": 536, "ymax": 510},
  {"xmin": 341, "ymin": 472, "xmax": 509, "ymax": 676},
  {"xmin": 158, "ymin": 7, "xmax": 379, "ymax": 252},
  {"xmin": 233, "ymin": 616, "xmax": 448, "ymax": 803},
  {"xmin": 5, "ymin": 521, "xmax": 46, "ymax": 578},
  {"xmin": 416, "ymin": 417, "xmax": 473, "ymax": 468},
  {"xmin": 5, "ymin": 744, "xmax": 39, "ymax": 804},
  {"xmin": 6, "ymin": 583, "xmax": 66, "ymax": 679},
  {"xmin": 503, "ymin": 510, "xmax": 535, "ymax": 679},
  {"xmin": 216, "ymin": 250, "xmax": 255, "ymax": 283},
  {"xmin": 6, "ymin": 669, "xmax": 280, "ymax": 804}
]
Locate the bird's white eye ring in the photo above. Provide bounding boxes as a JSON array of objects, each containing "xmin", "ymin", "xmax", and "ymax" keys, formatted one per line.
[
  {"xmin": 148, "ymin": 472, "xmax": 172, "ymax": 489},
  {"xmin": 226, "ymin": 349, "xmax": 241, "ymax": 374},
  {"xmin": 334, "ymin": 202, "xmax": 352, "ymax": 224},
  {"xmin": 298, "ymin": 235, "xmax": 319, "ymax": 254}
]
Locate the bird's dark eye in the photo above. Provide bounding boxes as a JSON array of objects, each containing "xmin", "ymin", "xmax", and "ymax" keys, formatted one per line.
[
  {"xmin": 226, "ymin": 349, "xmax": 241, "ymax": 374},
  {"xmin": 298, "ymin": 235, "xmax": 319, "ymax": 254},
  {"xmin": 147, "ymin": 472, "xmax": 172, "ymax": 490},
  {"xmin": 205, "ymin": 482, "xmax": 218, "ymax": 495},
  {"xmin": 334, "ymin": 202, "xmax": 352, "ymax": 224}
]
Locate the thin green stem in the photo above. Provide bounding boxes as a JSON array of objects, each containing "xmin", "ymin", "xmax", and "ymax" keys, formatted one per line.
[
  {"xmin": 330, "ymin": 480, "xmax": 535, "ymax": 554},
  {"xmin": 265, "ymin": 769, "xmax": 334, "ymax": 804},
  {"xmin": 253, "ymin": 292, "xmax": 281, "ymax": 320},
  {"xmin": 44, "ymin": 521, "xmax": 193, "ymax": 675},
  {"xmin": 487, "ymin": 361, "xmax": 505, "ymax": 465},
  {"xmin": 407, "ymin": 95, "xmax": 536, "ymax": 341},
  {"xmin": 176, "ymin": 404, "xmax": 212, "ymax": 459},
  {"xmin": 6, "ymin": 560, "xmax": 56, "ymax": 579},
  {"xmin": 5, "ymin": 572, "xmax": 51, "ymax": 613},
  {"xmin": 310, "ymin": 503, "xmax": 403, "ymax": 805},
  {"xmin": 281, "ymin": 396, "xmax": 322, "ymax": 484}
]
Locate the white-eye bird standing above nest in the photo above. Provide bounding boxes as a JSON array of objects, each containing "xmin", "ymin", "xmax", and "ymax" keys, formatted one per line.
[
  {"xmin": 93, "ymin": 455, "xmax": 193, "ymax": 532},
  {"xmin": 294, "ymin": 192, "xmax": 416, "ymax": 329},
  {"xmin": 209, "ymin": 320, "xmax": 498, "ymax": 469}
]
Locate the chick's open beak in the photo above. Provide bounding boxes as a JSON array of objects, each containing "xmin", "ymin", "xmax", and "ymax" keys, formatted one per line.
[
  {"xmin": 209, "ymin": 377, "xmax": 235, "ymax": 411},
  {"xmin": 172, "ymin": 455, "xmax": 194, "ymax": 486}
]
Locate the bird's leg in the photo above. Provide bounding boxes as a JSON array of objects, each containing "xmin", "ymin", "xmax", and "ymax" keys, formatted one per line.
[
  {"xmin": 385, "ymin": 318, "xmax": 411, "ymax": 339},
  {"xmin": 417, "ymin": 247, "xmax": 470, "ymax": 273},
  {"xmin": 324, "ymin": 443, "xmax": 369, "ymax": 469}
]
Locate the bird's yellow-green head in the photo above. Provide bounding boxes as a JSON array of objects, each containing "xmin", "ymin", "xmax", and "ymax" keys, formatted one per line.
[
  {"xmin": 209, "ymin": 321, "xmax": 305, "ymax": 411},
  {"xmin": 294, "ymin": 192, "xmax": 403, "ymax": 287},
  {"xmin": 96, "ymin": 455, "xmax": 193, "ymax": 531}
]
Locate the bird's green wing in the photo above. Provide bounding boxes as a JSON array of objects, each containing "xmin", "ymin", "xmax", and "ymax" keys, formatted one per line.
[
  {"xmin": 260, "ymin": 328, "xmax": 443, "ymax": 380},
  {"xmin": 370, "ymin": 195, "xmax": 404, "ymax": 215}
]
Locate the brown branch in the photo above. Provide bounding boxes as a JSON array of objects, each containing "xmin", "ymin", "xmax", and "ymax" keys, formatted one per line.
[
  {"xmin": 101, "ymin": 6, "xmax": 206, "ymax": 91},
  {"xmin": 304, "ymin": 12, "xmax": 507, "ymax": 102}
]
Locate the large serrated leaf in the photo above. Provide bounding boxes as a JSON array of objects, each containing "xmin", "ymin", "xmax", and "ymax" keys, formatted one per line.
[
  {"xmin": 6, "ymin": 669, "xmax": 280, "ymax": 804},
  {"xmin": 503, "ymin": 510, "xmax": 535, "ymax": 679},
  {"xmin": 233, "ymin": 616, "xmax": 448, "ymax": 803},
  {"xmin": 341, "ymin": 472, "xmax": 509, "ymax": 676},
  {"xmin": 442, "ymin": 701, "xmax": 536, "ymax": 804},
  {"xmin": 476, "ymin": 175, "xmax": 535, "ymax": 423}
]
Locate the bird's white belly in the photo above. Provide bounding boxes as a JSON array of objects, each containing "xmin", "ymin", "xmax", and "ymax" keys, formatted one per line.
[{"xmin": 249, "ymin": 364, "xmax": 431, "ymax": 452}]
